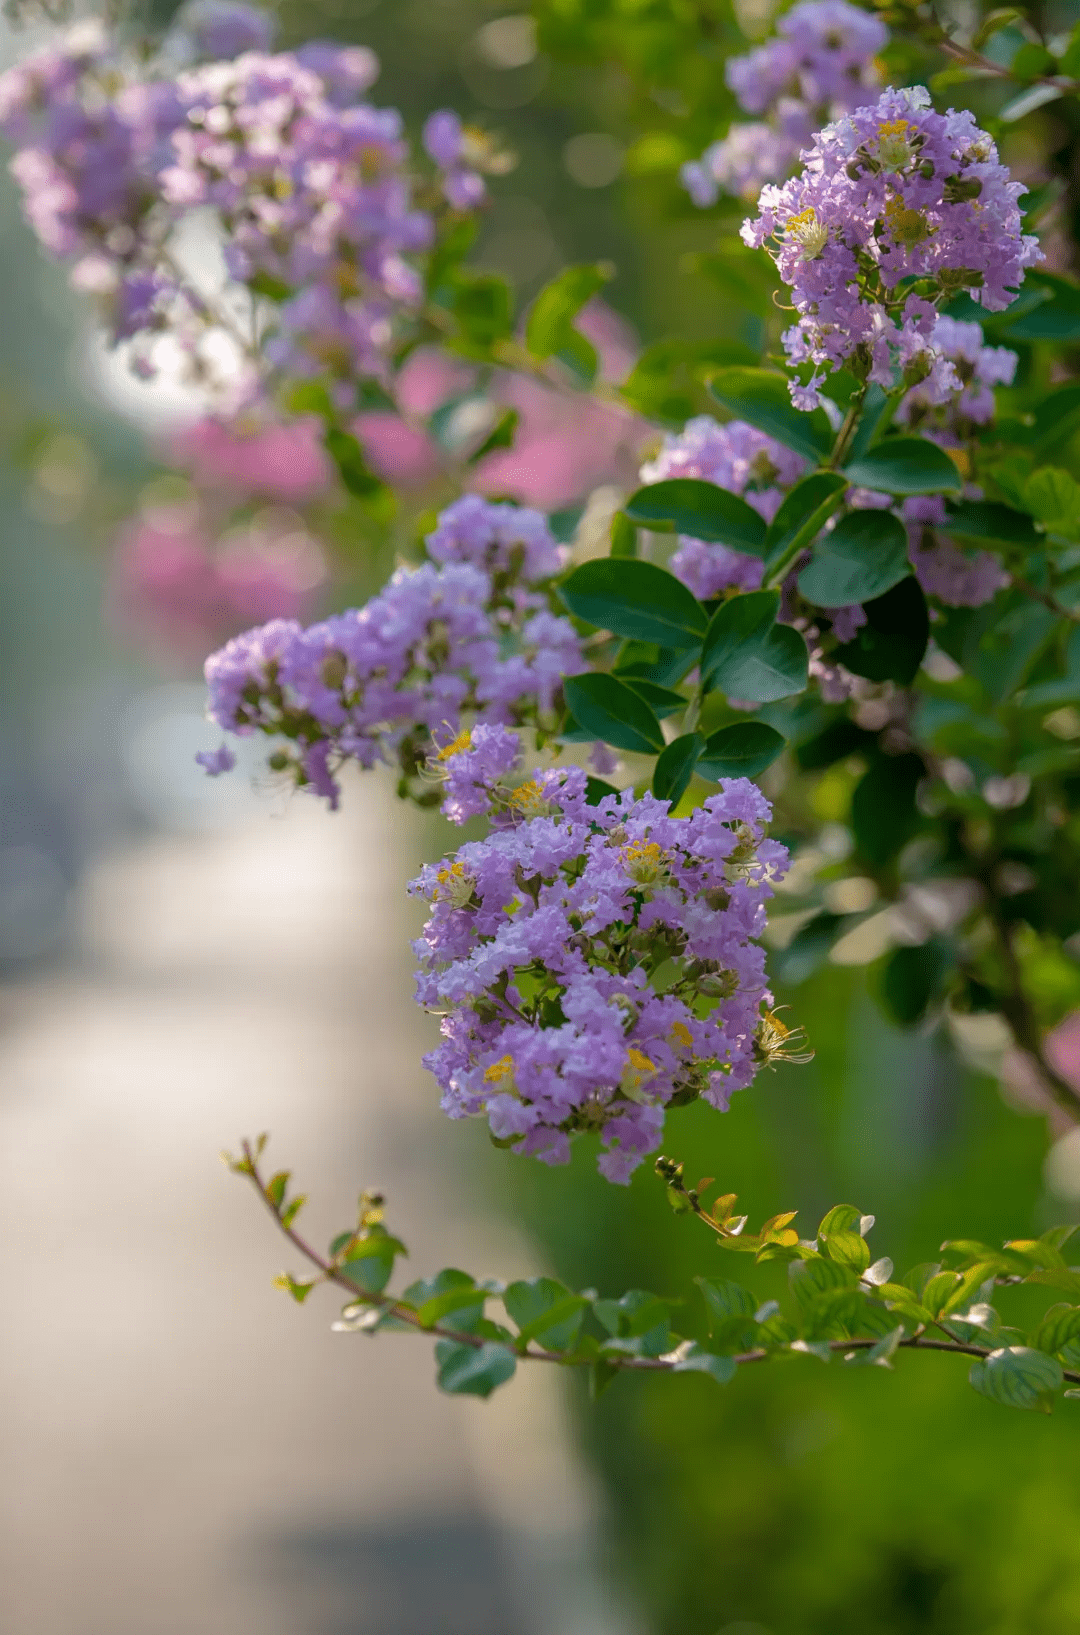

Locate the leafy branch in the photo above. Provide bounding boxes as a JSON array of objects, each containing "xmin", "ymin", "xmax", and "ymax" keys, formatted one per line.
[{"xmin": 230, "ymin": 1138, "xmax": 1080, "ymax": 1412}]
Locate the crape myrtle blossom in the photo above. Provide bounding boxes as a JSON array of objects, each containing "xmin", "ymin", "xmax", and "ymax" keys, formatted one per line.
[
  {"xmin": 639, "ymin": 417, "xmax": 805, "ymax": 598},
  {"xmin": 743, "ymin": 87, "xmax": 1041, "ymax": 408},
  {"xmin": 682, "ymin": 0, "xmax": 888, "ymax": 206},
  {"xmin": 0, "ymin": 17, "xmax": 481, "ymax": 387},
  {"xmin": 409, "ymin": 734, "xmax": 793, "ymax": 1181},
  {"xmin": 202, "ymin": 498, "xmax": 583, "ymax": 806}
]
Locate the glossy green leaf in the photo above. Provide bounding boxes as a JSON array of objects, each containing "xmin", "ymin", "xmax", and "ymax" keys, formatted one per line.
[
  {"xmin": 610, "ymin": 511, "xmax": 637, "ymax": 558},
  {"xmin": 623, "ymin": 478, "xmax": 768, "ymax": 555},
  {"xmin": 797, "ymin": 508, "xmax": 910, "ymax": 607},
  {"xmin": 563, "ymin": 673, "xmax": 665, "ymax": 754},
  {"xmin": 652, "ymin": 732, "xmax": 704, "ymax": 804},
  {"xmin": 835, "ymin": 577, "xmax": 929, "ymax": 685},
  {"xmin": 708, "ymin": 368, "xmax": 834, "ymax": 462},
  {"xmin": 449, "ymin": 272, "xmax": 514, "ymax": 354},
  {"xmin": 559, "ymin": 558, "xmax": 708, "ymax": 648},
  {"xmin": 697, "ymin": 721, "xmax": 786, "ymax": 779},
  {"xmin": 435, "ymin": 1339, "xmax": 517, "ymax": 1398},
  {"xmin": 763, "ymin": 472, "xmax": 848, "ymax": 582},
  {"xmin": 701, "ymin": 591, "xmax": 808, "ymax": 703},
  {"xmin": 969, "ymin": 1346, "xmax": 1063, "ymax": 1411},
  {"xmin": 623, "ymin": 678, "xmax": 689, "ymax": 719},
  {"xmin": 466, "ymin": 407, "xmax": 519, "ymax": 464},
  {"xmin": 843, "ymin": 437, "xmax": 962, "ymax": 496}
]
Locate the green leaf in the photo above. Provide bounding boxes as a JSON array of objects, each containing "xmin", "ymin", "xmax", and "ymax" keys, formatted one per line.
[
  {"xmin": 623, "ymin": 478, "xmax": 768, "ymax": 555},
  {"xmin": 797, "ymin": 509, "xmax": 910, "ymax": 607},
  {"xmin": 559, "ymin": 558, "xmax": 708, "ymax": 648},
  {"xmin": 620, "ymin": 337, "xmax": 757, "ymax": 423},
  {"xmin": 762, "ymin": 472, "xmax": 849, "ymax": 582},
  {"xmin": 708, "ymin": 368, "xmax": 834, "ymax": 463},
  {"xmin": 466, "ymin": 408, "xmax": 519, "ymax": 464},
  {"xmin": 652, "ymin": 732, "xmax": 704, "ymax": 805},
  {"xmin": 701, "ymin": 591, "xmax": 808, "ymax": 703},
  {"xmin": 969, "ymin": 1346, "xmax": 1063, "ymax": 1412},
  {"xmin": 1031, "ymin": 1304, "xmax": 1080, "ymax": 1357},
  {"xmin": 1025, "ymin": 467, "xmax": 1080, "ymax": 536},
  {"xmin": 999, "ymin": 272, "xmax": 1080, "ymax": 341},
  {"xmin": 790, "ymin": 1256, "xmax": 860, "ymax": 1306},
  {"xmin": 846, "ymin": 1326, "xmax": 905, "ymax": 1368},
  {"xmin": 418, "ymin": 1283, "xmax": 490, "ymax": 1328},
  {"xmin": 563, "ymin": 673, "xmax": 665, "ymax": 754},
  {"xmin": 622, "ymin": 678, "xmax": 689, "ymax": 719},
  {"xmin": 697, "ymin": 721, "xmax": 786, "ymax": 779},
  {"xmin": 594, "ymin": 1290, "xmax": 672, "ymax": 1356},
  {"xmin": 586, "ymin": 776, "xmax": 618, "ymax": 805},
  {"xmin": 697, "ymin": 1277, "xmax": 758, "ymax": 1323},
  {"xmin": 504, "ymin": 1277, "xmax": 588, "ymax": 1351},
  {"xmin": 817, "ymin": 1204, "xmax": 872, "ymax": 1273},
  {"xmin": 436, "ymin": 1340, "xmax": 517, "ymax": 1398},
  {"xmin": 525, "ymin": 263, "xmax": 611, "ymax": 367},
  {"xmin": 835, "ymin": 577, "xmax": 929, "ymax": 685},
  {"xmin": 941, "ymin": 500, "xmax": 1041, "ymax": 550},
  {"xmin": 324, "ymin": 428, "xmax": 386, "ymax": 498},
  {"xmin": 669, "ymin": 1342, "xmax": 738, "ymax": 1384},
  {"xmin": 610, "ymin": 511, "xmax": 637, "ymax": 558},
  {"xmin": 843, "ymin": 437, "xmax": 962, "ymax": 496},
  {"xmin": 449, "ymin": 272, "xmax": 514, "ymax": 355},
  {"xmin": 881, "ymin": 938, "xmax": 952, "ymax": 1026},
  {"xmin": 851, "ymin": 753, "xmax": 923, "ymax": 867},
  {"xmin": 403, "ymin": 1268, "xmax": 482, "ymax": 1327}
]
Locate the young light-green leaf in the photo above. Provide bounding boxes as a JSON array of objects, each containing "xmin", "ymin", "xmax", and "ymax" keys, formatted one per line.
[{"xmin": 525, "ymin": 263, "xmax": 611, "ymax": 359}]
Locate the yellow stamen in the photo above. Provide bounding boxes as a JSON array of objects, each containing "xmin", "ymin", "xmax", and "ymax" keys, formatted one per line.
[
  {"xmin": 484, "ymin": 1054, "xmax": 516, "ymax": 1084},
  {"xmin": 435, "ymin": 728, "xmax": 473, "ymax": 761},
  {"xmin": 783, "ymin": 206, "xmax": 829, "ymax": 260},
  {"xmin": 622, "ymin": 839, "xmax": 668, "ymax": 885},
  {"xmin": 626, "ymin": 1047, "xmax": 656, "ymax": 1074},
  {"xmin": 670, "ymin": 1021, "xmax": 693, "ymax": 1051}
]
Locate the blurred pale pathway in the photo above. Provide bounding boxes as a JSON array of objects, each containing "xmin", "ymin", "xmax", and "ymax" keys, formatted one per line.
[{"xmin": 0, "ymin": 774, "xmax": 635, "ymax": 1635}]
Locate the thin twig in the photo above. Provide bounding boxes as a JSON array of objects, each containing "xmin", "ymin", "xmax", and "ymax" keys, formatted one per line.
[{"xmin": 238, "ymin": 1144, "xmax": 1080, "ymax": 1384}]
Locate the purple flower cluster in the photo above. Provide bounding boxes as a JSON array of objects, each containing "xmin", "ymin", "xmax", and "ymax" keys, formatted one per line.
[
  {"xmin": 743, "ymin": 86, "xmax": 1041, "ymax": 408},
  {"xmin": 202, "ymin": 499, "xmax": 582, "ymax": 805},
  {"xmin": 897, "ymin": 314, "xmax": 1018, "ymax": 434},
  {"xmin": 682, "ymin": 0, "xmax": 887, "ymax": 205},
  {"xmin": 904, "ymin": 496, "xmax": 1009, "ymax": 606},
  {"xmin": 409, "ymin": 738, "xmax": 790, "ymax": 1181},
  {"xmin": 639, "ymin": 417, "xmax": 805, "ymax": 598},
  {"xmin": 0, "ymin": 21, "xmax": 187, "ymax": 340},
  {"xmin": 0, "ymin": 14, "xmax": 481, "ymax": 386}
]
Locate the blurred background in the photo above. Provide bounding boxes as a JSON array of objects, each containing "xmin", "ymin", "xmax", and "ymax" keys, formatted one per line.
[{"xmin": 1, "ymin": 1, "xmax": 1080, "ymax": 1632}]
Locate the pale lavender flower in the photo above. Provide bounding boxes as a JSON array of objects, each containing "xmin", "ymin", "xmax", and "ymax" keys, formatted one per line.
[
  {"xmin": 743, "ymin": 86, "xmax": 1041, "ymax": 406},
  {"xmin": 639, "ymin": 417, "xmax": 803, "ymax": 598},
  {"xmin": 195, "ymin": 743, "xmax": 236, "ymax": 775},
  {"xmin": 409, "ymin": 758, "xmax": 790, "ymax": 1180}
]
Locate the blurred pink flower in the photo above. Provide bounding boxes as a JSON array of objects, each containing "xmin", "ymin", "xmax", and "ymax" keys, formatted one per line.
[
  {"xmin": 111, "ymin": 503, "xmax": 327, "ymax": 662},
  {"xmin": 168, "ymin": 413, "xmax": 333, "ymax": 500},
  {"xmin": 351, "ymin": 303, "xmax": 646, "ymax": 507}
]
